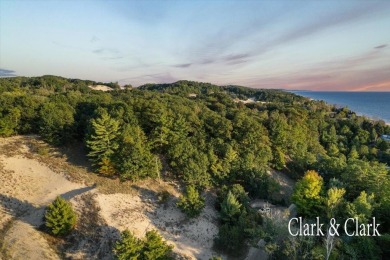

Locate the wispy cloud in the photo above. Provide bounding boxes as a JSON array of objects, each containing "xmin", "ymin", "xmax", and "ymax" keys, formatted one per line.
[
  {"xmin": 375, "ymin": 44, "xmax": 387, "ymax": 49},
  {"xmin": 93, "ymin": 48, "xmax": 119, "ymax": 55},
  {"xmin": 93, "ymin": 48, "xmax": 124, "ymax": 60},
  {"xmin": 173, "ymin": 63, "xmax": 192, "ymax": 68},
  {"xmin": 223, "ymin": 53, "xmax": 250, "ymax": 62},
  {"xmin": 0, "ymin": 68, "xmax": 16, "ymax": 77},
  {"xmin": 176, "ymin": 2, "xmax": 389, "ymax": 73}
]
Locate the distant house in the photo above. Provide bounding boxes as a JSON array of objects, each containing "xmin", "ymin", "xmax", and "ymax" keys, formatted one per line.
[{"xmin": 381, "ymin": 135, "xmax": 390, "ymax": 142}]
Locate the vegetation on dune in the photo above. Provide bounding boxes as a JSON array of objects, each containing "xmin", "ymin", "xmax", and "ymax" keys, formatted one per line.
[
  {"xmin": 177, "ymin": 185, "xmax": 205, "ymax": 218},
  {"xmin": 114, "ymin": 229, "xmax": 173, "ymax": 260},
  {"xmin": 1, "ymin": 76, "xmax": 390, "ymax": 258},
  {"xmin": 45, "ymin": 196, "xmax": 77, "ymax": 236}
]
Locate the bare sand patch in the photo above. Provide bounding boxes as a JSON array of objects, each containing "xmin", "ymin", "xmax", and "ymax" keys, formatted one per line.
[
  {"xmin": 88, "ymin": 85, "xmax": 113, "ymax": 92},
  {"xmin": 0, "ymin": 137, "xmax": 89, "ymax": 259},
  {"xmin": 96, "ymin": 190, "xmax": 221, "ymax": 259}
]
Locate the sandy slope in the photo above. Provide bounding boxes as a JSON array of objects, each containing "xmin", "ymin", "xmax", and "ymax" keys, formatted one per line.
[
  {"xmin": 0, "ymin": 136, "xmax": 223, "ymax": 259},
  {"xmin": 0, "ymin": 137, "xmax": 88, "ymax": 259},
  {"xmin": 96, "ymin": 192, "xmax": 220, "ymax": 259}
]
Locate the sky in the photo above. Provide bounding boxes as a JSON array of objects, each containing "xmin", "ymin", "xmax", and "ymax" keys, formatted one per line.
[{"xmin": 1, "ymin": 0, "xmax": 390, "ymax": 91}]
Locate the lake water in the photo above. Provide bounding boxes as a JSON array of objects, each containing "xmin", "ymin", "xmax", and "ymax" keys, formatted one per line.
[{"xmin": 291, "ymin": 91, "xmax": 390, "ymax": 124}]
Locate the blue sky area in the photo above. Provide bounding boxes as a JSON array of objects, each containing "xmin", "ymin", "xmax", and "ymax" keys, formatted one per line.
[{"xmin": 1, "ymin": 0, "xmax": 390, "ymax": 91}]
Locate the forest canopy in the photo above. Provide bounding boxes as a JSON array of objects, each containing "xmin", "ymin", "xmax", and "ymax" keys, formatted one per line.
[{"xmin": 0, "ymin": 76, "xmax": 389, "ymax": 258}]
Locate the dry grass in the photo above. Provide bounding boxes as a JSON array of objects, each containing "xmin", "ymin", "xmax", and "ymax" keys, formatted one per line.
[{"xmin": 0, "ymin": 219, "xmax": 15, "ymax": 259}]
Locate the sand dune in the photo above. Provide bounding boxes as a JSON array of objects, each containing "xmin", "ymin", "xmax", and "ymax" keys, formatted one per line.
[{"xmin": 0, "ymin": 136, "xmax": 222, "ymax": 259}]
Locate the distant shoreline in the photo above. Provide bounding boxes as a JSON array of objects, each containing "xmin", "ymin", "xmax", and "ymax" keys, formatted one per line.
[{"xmin": 290, "ymin": 91, "xmax": 390, "ymax": 125}]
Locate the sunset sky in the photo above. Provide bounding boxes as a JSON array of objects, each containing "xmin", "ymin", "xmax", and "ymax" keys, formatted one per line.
[{"xmin": 1, "ymin": 0, "xmax": 390, "ymax": 91}]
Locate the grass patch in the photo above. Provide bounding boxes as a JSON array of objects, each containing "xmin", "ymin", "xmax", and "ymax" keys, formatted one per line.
[{"xmin": 0, "ymin": 219, "xmax": 15, "ymax": 259}]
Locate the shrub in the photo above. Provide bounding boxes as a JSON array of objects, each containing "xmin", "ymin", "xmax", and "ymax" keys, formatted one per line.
[
  {"xmin": 157, "ymin": 190, "xmax": 171, "ymax": 204},
  {"xmin": 45, "ymin": 196, "xmax": 77, "ymax": 236},
  {"xmin": 114, "ymin": 229, "xmax": 173, "ymax": 260},
  {"xmin": 177, "ymin": 185, "xmax": 205, "ymax": 218},
  {"xmin": 143, "ymin": 230, "xmax": 174, "ymax": 259},
  {"xmin": 214, "ymin": 224, "xmax": 246, "ymax": 255},
  {"xmin": 114, "ymin": 230, "xmax": 143, "ymax": 260}
]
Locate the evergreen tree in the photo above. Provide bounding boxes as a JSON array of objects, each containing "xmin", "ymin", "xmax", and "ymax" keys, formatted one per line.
[
  {"xmin": 116, "ymin": 124, "xmax": 160, "ymax": 181},
  {"xmin": 220, "ymin": 191, "xmax": 242, "ymax": 223},
  {"xmin": 45, "ymin": 196, "xmax": 77, "ymax": 236},
  {"xmin": 114, "ymin": 230, "xmax": 143, "ymax": 260},
  {"xmin": 86, "ymin": 109, "xmax": 120, "ymax": 174},
  {"xmin": 142, "ymin": 230, "xmax": 173, "ymax": 260},
  {"xmin": 177, "ymin": 185, "xmax": 205, "ymax": 218}
]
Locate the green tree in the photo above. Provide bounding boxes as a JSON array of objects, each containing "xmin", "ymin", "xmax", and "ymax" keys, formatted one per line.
[
  {"xmin": 325, "ymin": 187, "xmax": 345, "ymax": 218},
  {"xmin": 45, "ymin": 196, "xmax": 77, "ymax": 236},
  {"xmin": 346, "ymin": 191, "xmax": 375, "ymax": 223},
  {"xmin": 142, "ymin": 230, "xmax": 173, "ymax": 260},
  {"xmin": 272, "ymin": 147, "xmax": 286, "ymax": 170},
  {"xmin": 39, "ymin": 102, "xmax": 75, "ymax": 145},
  {"xmin": 0, "ymin": 107, "xmax": 21, "ymax": 136},
  {"xmin": 116, "ymin": 125, "xmax": 160, "ymax": 181},
  {"xmin": 217, "ymin": 184, "xmax": 250, "ymax": 208},
  {"xmin": 114, "ymin": 229, "xmax": 173, "ymax": 260},
  {"xmin": 177, "ymin": 185, "xmax": 205, "ymax": 218},
  {"xmin": 214, "ymin": 224, "xmax": 246, "ymax": 255},
  {"xmin": 86, "ymin": 109, "xmax": 120, "ymax": 174},
  {"xmin": 292, "ymin": 170, "xmax": 324, "ymax": 217},
  {"xmin": 220, "ymin": 191, "xmax": 242, "ymax": 223},
  {"xmin": 114, "ymin": 230, "xmax": 143, "ymax": 260}
]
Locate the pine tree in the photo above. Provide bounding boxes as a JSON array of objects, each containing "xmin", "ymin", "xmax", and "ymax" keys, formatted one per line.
[
  {"xmin": 86, "ymin": 110, "xmax": 120, "ymax": 174},
  {"xmin": 142, "ymin": 230, "xmax": 173, "ymax": 260},
  {"xmin": 114, "ymin": 229, "xmax": 173, "ymax": 260},
  {"xmin": 114, "ymin": 230, "xmax": 143, "ymax": 260},
  {"xmin": 45, "ymin": 196, "xmax": 77, "ymax": 236},
  {"xmin": 177, "ymin": 185, "xmax": 205, "ymax": 218},
  {"xmin": 220, "ymin": 191, "xmax": 242, "ymax": 223},
  {"xmin": 116, "ymin": 124, "xmax": 160, "ymax": 181}
]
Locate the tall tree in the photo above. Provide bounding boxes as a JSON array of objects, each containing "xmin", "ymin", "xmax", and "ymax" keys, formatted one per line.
[
  {"xmin": 39, "ymin": 102, "xmax": 75, "ymax": 144},
  {"xmin": 116, "ymin": 124, "xmax": 160, "ymax": 181},
  {"xmin": 220, "ymin": 191, "xmax": 242, "ymax": 223},
  {"xmin": 86, "ymin": 109, "xmax": 120, "ymax": 174},
  {"xmin": 292, "ymin": 170, "xmax": 324, "ymax": 217}
]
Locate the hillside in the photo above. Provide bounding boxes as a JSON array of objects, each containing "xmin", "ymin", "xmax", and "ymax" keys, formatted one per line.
[{"xmin": 1, "ymin": 76, "xmax": 390, "ymax": 259}]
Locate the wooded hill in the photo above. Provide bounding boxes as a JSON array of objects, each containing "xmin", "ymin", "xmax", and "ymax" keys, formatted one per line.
[{"xmin": 0, "ymin": 76, "xmax": 389, "ymax": 258}]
